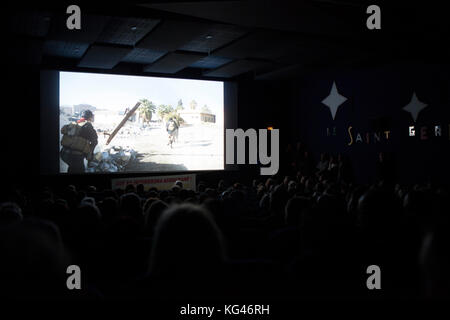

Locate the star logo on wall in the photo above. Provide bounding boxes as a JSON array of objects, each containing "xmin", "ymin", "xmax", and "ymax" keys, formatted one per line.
[
  {"xmin": 322, "ymin": 81, "xmax": 347, "ymax": 120},
  {"xmin": 403, "ymin": 92, "xmax": 427, "ymax": 122}
]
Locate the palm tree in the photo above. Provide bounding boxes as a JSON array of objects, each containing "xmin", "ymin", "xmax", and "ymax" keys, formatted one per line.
[
  {"xmin": 138, "ymin": 99, "xmax": 156, "ymax": 124},
  {"xmin": 157, "ymin": 104, "xmax": 174, "ymax": 120},
  {"xmin": 176, "ymin": 99, "xmax": 184, "ymax": 111},
  {"xmin": 201, "ymin": 104, "xmax": 212, "ymax": 114},
  {"xmin": 165, "ymin": 111, "xmax": 184, "ymax": 125}
]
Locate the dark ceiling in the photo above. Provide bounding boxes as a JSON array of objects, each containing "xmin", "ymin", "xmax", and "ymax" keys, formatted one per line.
[{"xmin": 6, "ymin": 1, "xmax": 449, "ymax": 80}]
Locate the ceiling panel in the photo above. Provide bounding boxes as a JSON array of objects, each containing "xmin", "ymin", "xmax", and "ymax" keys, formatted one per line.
[
  {"xmin": 96, "ymin": 17, "xmax": 160, "ymax": 46},
  {"xmin": 189, "ymin": 55, "xmax": 232, "ymax": 69},
  {"xmin": 144, "ymin": 52, "xmax": 205, "ymax": 74},
  {"xmin": 43, "ymin": 40, "xmax": 90, "ymax": 59},
  {"xmin": 179, "ymin": 23, "xmax": 248, "ymax": 53},
  {"xmin": 213, "ymin": 30, "xmax": 302, "ymax": 60},
  {"xmin": 78, "ymin": 45, "xmax": 132, "ymax": 69},
  {"xmin": 122, "ymin": 48, "xmax": 167, "ymax": 64},
  {"xmin": 203, "ymin": 59, "xmax": 272, "ymax": 78},
  {"xmin": 137, "ymin": 19, "xmax": 210, "ymax": 52}
]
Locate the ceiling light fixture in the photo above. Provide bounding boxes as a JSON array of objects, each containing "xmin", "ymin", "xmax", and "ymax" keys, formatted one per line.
[{"xmin": 131, "ymin": 26, "xmax": 137, "ymax": 48}]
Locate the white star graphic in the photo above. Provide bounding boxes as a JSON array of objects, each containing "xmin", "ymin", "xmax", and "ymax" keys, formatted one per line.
[
  {"xmin": 322, "ymin": 81, "xmax": 347, "ymax": 120},
  {"xmin": 403, "ymin": 92, "xmax": 427, "ymax": 122}
]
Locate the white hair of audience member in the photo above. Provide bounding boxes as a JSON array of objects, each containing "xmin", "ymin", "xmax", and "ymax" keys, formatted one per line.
[
  {"xmin": 174, "ymin": 180, "xmax": 183, "ymax": 189},
  {"xmin": 288, "ymin": 180, "xmax": 297, "ymax": 192},
  {"xmin": 80, "ymin": 197, "xmax": 96, "ymax": 207},
  {"xmin": 0, "ymin": 202, "xmax": 23, "ymax": 224}
]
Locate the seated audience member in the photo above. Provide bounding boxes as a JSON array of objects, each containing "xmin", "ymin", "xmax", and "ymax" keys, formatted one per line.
[
  {"xmin": 98, "ymin": 196, "xmax": 119, "ymax": 224},
  {"xmin": 0, "ymin": 219, "xmax": 71, "ymax": 299},
  {"xmin": 144, "ymin": 203, "xmax": 226, "ymax": 298},
  {"xmin": 143, "ymin": 200, "xmax": 168, "ymax": 237},
  {"xmin": 420, "ymin": 222, "xmax": 450, "ymax": 298},
  {"xmin": 316, "ymin": 153, "xmax": 329, "ymax": 174},
  {"xmin": 119, "ymin": 192, "xmax": 144, "ymax": 225},
  {"xmin": 0, "ymin": 202, "xmax": 23, "ymax": 226}
]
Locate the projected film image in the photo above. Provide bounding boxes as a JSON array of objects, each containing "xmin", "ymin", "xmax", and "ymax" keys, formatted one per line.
[{"xmin": 59, "ymin": 72, "xmax": 224, "ymax": 173}]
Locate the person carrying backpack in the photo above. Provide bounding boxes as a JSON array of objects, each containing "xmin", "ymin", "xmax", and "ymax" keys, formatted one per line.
[
  {"xmin": 166, "ymin": 117, "xmax": 179, "ymax": 148},
  {"xmin": 60, "ymin": 110, "xmax": 98, "ymax": 173}
]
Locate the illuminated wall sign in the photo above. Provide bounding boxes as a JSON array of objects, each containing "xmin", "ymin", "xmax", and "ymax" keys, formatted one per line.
[
  {"xmin": 408, "ymin": 124, "xmax": 449, "ymax": 140},
  {"xmin": 347, "ymin": 126, "xmax": 390, "ymax": 146},
  {"xmin": 326, "ymin": 126, "xmax": 390, "ymax": 146},
  {"xmin": 326, "ymin": 124, "xmax": 449, "ymax": 146},
  {"xmin": 320, "ymin": 88, "xmax": 449, "ymax": 146}
]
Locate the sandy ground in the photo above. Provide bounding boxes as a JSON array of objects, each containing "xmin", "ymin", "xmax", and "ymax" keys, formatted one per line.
[{"xmin": 60, "ymin": 110, "xmax": 224, "ymax": 173}]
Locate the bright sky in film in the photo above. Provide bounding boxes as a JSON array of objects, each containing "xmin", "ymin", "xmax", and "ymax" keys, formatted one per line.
[{"xmin": 60, "ymin": 71, "xmax": 224, "ymax": 116}]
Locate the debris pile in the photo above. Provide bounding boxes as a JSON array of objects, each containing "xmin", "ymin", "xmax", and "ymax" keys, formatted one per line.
[
  {"xmin": 97, "ymin": 122, "xmax": 156, "ymax": 139},
  {"xmin": 87, "ymin": 146, "xmax": 137, "ymax": 173}
]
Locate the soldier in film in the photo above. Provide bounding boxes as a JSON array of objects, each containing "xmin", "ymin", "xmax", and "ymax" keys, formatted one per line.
[{"xmin": 60, "ymin": 110, "xmax": 98, "ymax": 173}]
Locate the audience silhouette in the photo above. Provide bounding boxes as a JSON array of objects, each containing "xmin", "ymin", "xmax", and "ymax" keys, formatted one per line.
[{"xmin": 1, "ymin": 145, "xmax": 449, "ymax": 299}]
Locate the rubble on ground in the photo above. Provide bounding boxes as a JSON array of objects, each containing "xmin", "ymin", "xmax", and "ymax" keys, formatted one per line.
[
  {"xmin": 86, "ymin": 146, "xmax": 137, "ymax": 173},
  {"xmin": 97, "ymin": 122, "xmax": 157, "ymax": 138}
]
